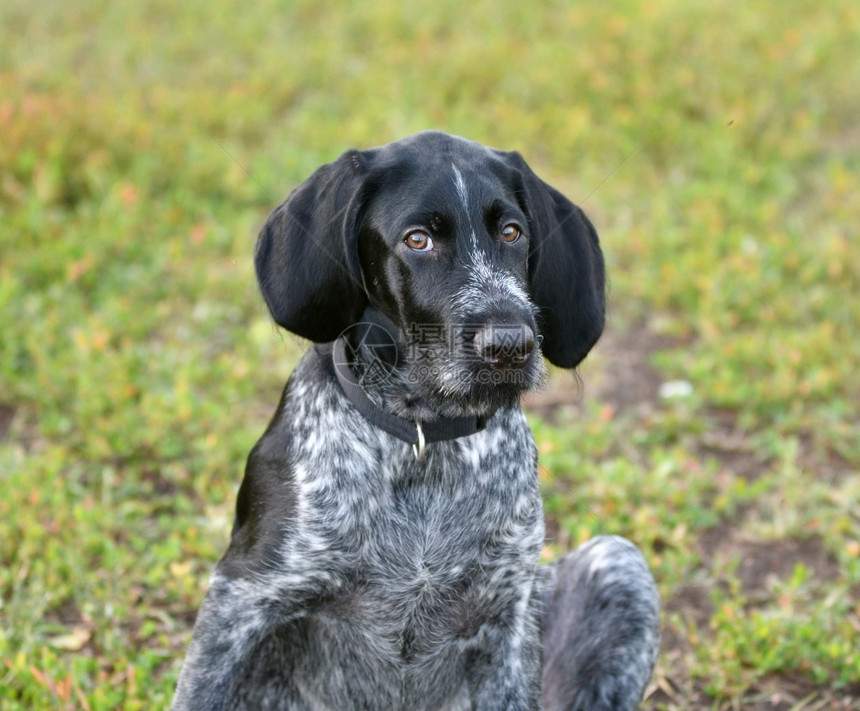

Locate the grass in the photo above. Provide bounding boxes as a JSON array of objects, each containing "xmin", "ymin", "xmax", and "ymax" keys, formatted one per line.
[{"xmin": 1, "ymin": 0, "xmax": 858, "ymax": 708}]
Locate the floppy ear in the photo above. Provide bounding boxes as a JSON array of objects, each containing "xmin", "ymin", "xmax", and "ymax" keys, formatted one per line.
[
  {"xmin": 501, "ymin": 152, "xmax": 606, "ymax": 369},
  {"xmin": 254, "ymin": 150, "xmax": 372, "ymax": 342}
]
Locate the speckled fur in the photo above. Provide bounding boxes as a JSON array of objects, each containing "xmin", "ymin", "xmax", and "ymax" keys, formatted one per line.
[{"xmin": 173, "ymin": 132, "xmax": 659, "ymax": 710}]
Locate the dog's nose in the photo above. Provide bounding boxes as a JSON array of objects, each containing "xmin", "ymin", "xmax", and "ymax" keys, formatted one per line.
[{"xmin": 475, "ymin": 324, "xmax": 535, "ymax": 369}]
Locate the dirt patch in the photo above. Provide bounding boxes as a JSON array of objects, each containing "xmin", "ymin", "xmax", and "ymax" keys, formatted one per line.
[
  {"xmin": 648, "ymin": 676, "xmax": 860, "ymax": 711},
  {"xmin": 664, "ymin": 584, "xmax": 714, "ymax": 630},
  {"xmin": 797, "ymin": 429, "xmax": 857, "ymax": 484},
  {"xmin": 731, "ymin": 537, "xmax": 840, "ymax": 597},
  {"xmin": 140, "ymin": 467, "xmax": 184, "ymax": 497},
  {"xmin": 44, "ymin": 596, "xmax": 85, "ymax": 626},
  {"xmin": 589, "ymin": 324, "xmax": 677, "ymax": 413},
  {"xmin": 696, "ymin": 410, "xmax": 770, "ymax": 481},
  {"xmin": 744, "ymin": 674, "xmax": 860, "ymax": 711},
  {"xmin": 698, "ymin": 522, "xmax": 841, "ymax": 597},
  {"xmin": 0, "ymin": 404, "xmax": 15, "ymax": 441},
  {"xmin": 645, "ymin": 673, "xmax": 860, "ymax": 710}
]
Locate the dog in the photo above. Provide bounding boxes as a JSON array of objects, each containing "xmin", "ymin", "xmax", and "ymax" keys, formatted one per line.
[{"xmin": 173, "ymin": 131, "xmax": 659, "ymax": 710}]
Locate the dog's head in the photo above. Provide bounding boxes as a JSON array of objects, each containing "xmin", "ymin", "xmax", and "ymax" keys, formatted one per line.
[{"xmin": 256, "ymin": 131, "xmax": 605, "ymax": 413}]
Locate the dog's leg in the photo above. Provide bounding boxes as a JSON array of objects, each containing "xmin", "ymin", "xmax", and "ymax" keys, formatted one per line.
[
  {"xmin": 540, "ymin": 536, "xmax": 660, "ymax": 711},
  {"xmin": 171, "ymin": 572, "xmax": 299, "ymax": 711},
  {"xmin": 466, "ymin": 582, "xmax": 544, "ymax": 711},
  {"xmin": 171, "ymin": 575, "xmax": 264, "ymax": 710}
]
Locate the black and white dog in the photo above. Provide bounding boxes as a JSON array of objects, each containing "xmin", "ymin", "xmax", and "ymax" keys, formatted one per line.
[{"xmin": 173, "ymin": 131, "xmax": 659, "ymax": 710}]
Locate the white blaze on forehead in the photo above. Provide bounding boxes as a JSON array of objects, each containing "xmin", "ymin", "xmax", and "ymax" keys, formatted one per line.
[
  {"xmin": 451, "ymin": 164, "xmax": 469, "ymax": 213},
  {"xmin": 452, "ymin": 163, "xmax": 478, "ymax": 247}
]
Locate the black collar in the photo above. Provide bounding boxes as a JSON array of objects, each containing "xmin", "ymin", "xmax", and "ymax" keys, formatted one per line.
[{"xmin": 316, "ymin": 338, "xmax": 490, "ymax": 458}]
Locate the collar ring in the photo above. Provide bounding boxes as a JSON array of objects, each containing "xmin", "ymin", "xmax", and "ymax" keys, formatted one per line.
[{"xmin": 412, "ymin": 421, "xmax": 426, "ymax": 461}]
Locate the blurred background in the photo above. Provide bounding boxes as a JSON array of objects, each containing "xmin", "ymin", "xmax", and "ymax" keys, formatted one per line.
[{"xmin": 1, "ymin": 0, "xmax": 858, "ymax": 708}]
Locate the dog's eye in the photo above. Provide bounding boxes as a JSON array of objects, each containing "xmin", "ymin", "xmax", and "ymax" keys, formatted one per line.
[
  {"xmin": 500, "ymin": 224, "xmax": 522, "ymax": 243},
  {"xmin": 404, "ymin": 230, "xmax": 433, "ymax": 251}
]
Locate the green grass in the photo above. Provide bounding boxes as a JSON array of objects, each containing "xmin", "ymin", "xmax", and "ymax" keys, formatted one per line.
[{"xmin": 1, "ymin": 0, "xmax": 858, "ymax": 707}]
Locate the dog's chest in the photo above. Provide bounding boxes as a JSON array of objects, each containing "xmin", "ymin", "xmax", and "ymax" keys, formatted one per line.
[
  {"xmin": 295, "ymin": 417, "xmax": 542, "ymax": 594},
  {"xmin": 284, "ymin": 376, "xmax": 544, "ymax": 649},
  {"xmin": 334, "ymin": 452, "xmax": 537, "ymax": 634}
]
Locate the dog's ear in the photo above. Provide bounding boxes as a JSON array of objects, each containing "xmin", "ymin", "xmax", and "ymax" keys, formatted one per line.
[
  {"xmin": 499, "ymin": 152, "xmax": 606, "ymax": 369},
  {"xmin": 255, "ymin": 150, "xmax": 373, "ymax": 342}
]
